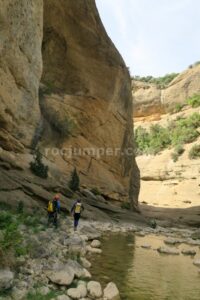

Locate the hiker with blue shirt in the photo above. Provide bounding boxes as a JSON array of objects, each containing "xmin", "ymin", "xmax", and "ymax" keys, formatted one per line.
[
  {"xmin": 47, "ymin": 194, "xmax": 60, "ymax": 228},
  {"xmin": 71, "ymin": 199, "xmax": 84, "ymax": 231}
]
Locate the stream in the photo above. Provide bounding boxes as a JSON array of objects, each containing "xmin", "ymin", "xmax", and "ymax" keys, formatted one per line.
[{"xmin": 90, "ymin": 233, "xmax": 200, "ymax": 300}]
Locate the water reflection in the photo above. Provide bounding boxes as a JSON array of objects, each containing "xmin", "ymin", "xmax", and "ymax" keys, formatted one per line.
[{"xmin": 90, "ymin": 233, "xmax": 200, "ymax": 300}]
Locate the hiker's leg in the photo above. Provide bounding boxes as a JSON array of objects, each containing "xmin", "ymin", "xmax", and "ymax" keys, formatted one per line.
[
  {"xmin": 74, "ymin": 216, "xmax": 77, "ymax": 230},
  {"xmin": 48, "ymin": 213, "xmax": 52, "ymax": 225},
  {"xmin": 53, "ymin": 212, "xmax": 58, "ymax": 228},
  {"xmin": 74, "ymin": 213, "xmax": 80, "ymax": 230},
  {"xmin": 76, "ymin": 214, "xmax": 80, "ymax": 228}
]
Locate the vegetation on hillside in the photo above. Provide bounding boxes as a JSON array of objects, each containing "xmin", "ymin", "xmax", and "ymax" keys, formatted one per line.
[
  {"xmin": 135, "ymin": 113, "xmax": 200, "ymax": 156},
  {"xmin": 168, "ymin": 93, "xmax": 200, "ymax": 114},
  {"xmin": 0, "ymin": 203, "xmax": 47, "ymax": 268},
  {"xmin": 171, "ymin": 145, "xmax": 185, "ymax": 162},
  {"xmin": 188, "ymin": 61, "xmax": 200, "ymax": 69},
  {"xmin": 187, "ymin": 94, "xmax": 200, "ymax": 108},
  {"xmin": 30, "ymin": 149, "xmax": 48, "ymax": 179},
  {"xmin": 189, "ymin": 144, "xmax": 200, "ymax": 159},
  {"xmin": 132, "ymin": 73, "xmax": 179, "ymax": 89}
]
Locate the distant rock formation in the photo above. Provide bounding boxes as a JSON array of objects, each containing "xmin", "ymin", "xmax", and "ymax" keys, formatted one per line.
[{"xmin": 132, "ymin": 65, "xmax": 200, "ymax": 117}]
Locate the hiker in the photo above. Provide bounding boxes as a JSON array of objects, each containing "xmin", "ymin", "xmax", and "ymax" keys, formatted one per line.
[
  {"xmin": 47, "ymin": 194, "xmax": 60, "ymax": 228},
  {"xmin": 71, "ymin": 199, "xmax": 84, "ymax": 231}
]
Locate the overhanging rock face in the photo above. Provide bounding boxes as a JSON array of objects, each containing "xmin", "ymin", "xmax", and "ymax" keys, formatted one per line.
[{"xmin": 0, "ymin": 0, "xmax": 140, "ymax": 208}]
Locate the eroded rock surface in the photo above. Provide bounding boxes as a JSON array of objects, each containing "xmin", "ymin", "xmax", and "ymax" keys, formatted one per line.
[
  {"xmin": 133, "ymin": 65, "xmax": 200, "ymax": 118},
  {"xmin": 0, "ymin": 0, "xmax": 139, "ymax": 209}
]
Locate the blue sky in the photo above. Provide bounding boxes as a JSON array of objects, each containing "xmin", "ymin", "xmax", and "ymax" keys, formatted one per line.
[{"xmin": 96, "ymin": 0, "xmax": 200, "ymax": 77}]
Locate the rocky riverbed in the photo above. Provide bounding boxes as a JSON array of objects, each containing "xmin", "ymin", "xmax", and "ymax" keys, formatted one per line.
[{"xmin": 0, "ymin": 214, "xmax": 200, "ymax": 300}]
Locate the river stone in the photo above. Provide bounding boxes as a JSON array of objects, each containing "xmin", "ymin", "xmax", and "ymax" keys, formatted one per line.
[
  {"xmin": 66, "ymin": 260, "xmax": 91, "ymax": 279},
  {"xmin": 0, "ymin": 269, "xmax": 14, "ymax": 290},
  {"xmin": 80, "ymin": 226, "xmax": 101, "ymax": 240},
  {"xmin": 87, "ymin": 281, "xmax": 102, "ymax": 298},
  {"xmin": 80, "ymin": 257, "xmax": 91, "ymax": 268},
  {"xmin": 103, "ymin": 282, "xmax": 120, "ymax": 300},
  {"xmin": 64, "ymin": 235, "xmax": 86, "ymax": 256},
  {"xmin": 67, "ymin": 284, "xmax": 87, "ymax": 299},
  {"xmin": 181, "ymin": 249, "xmax": 196, "ymax": 256},
  {"xmin": 91, "ymin": 240, "xmax": 101, "ymax": 248},
  {"xmin": 80, "ymin": 235, "xmax": 89, "ymax": 241},
  {"xmin": 86, "ymin": 245, "xmax": 102, "ymax": 254},
  {"xmin": 47, "ymin": 268, "xmax": 74, "ymax": 286},
  {"xmin": 157, "ymin": 247, "xmax": 179, "ymax": 255}
]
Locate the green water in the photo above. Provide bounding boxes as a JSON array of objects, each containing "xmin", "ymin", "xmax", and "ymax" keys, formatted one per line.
[{"xmin": 90, "ymin": 233, "xmax": 200, "ymax": 300}]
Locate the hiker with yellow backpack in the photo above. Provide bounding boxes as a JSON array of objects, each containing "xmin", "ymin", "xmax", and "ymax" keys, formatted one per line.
[
  {"xmin": 71, "ymin": 199, "xmax": 84, "ymax": 231},
  {"xmin": 47, "ymin": 194, "xmax": 60, "ymax": 228}
]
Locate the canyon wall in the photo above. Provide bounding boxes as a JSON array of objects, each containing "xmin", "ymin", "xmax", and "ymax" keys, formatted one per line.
[{"xmin": 0, "ymin": 0, "xmax": 139, "ymax": 210}]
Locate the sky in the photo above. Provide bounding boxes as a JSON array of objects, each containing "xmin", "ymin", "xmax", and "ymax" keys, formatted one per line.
[{"xmin": 96, "ymin": 0, "xmax": 200, "ymax": 77}]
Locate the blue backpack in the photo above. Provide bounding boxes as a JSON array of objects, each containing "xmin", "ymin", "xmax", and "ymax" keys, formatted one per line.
[{"xmin": 57, "ymin": 200, "xmax": 61, "ymax": 210}]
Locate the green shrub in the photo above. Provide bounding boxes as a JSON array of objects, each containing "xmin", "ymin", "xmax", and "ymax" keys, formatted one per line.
[
  {"xmin": 189, "ymin": 144, "xmax": 200, "ymax": 159},
  {"xmin": 188, "ymin": 61, "xmax": 200, "ymax": 69},
  {"xmin": 149, "ymin": 219, "xmax": 157, "ymax": 229},
  {"xmin": 0, "ymin": 223, "xmax": 22, "ymax": 251},
  {"xmin": 23, "ymin": 215, "xmax": 41, "ymax": 227},
  {"xmin": 175, "ymin": 144, "xmax": 185, "ymax": 155},
  {"xmin": 133, "ymin": 73, "xmax": 179, "ymax": 88},
  {"xmin": 0, "ymin": 211, "xmax": 13, "ymax": 229},
  {"xmin": 171, "ymin": 152, "xmax": 179, "ymax": 162},
  {"xmin": 68, "ymin": 168, "xmax": 80, "ymax": 192},
  {"xmin": 90, "ymin": 187, "xmax": 101, "ymax": 195},
  {"xmin": 0, "ymin": 202, "xmax": 12, "ymax": 211},
  {"xmin": 17, "ymin": 201, "xmax": 24, "ymax": 214},
  {"xmin": 135, "ymin": 124, "xmax": 171, "ymax": 155},
  {"xmin": 135, "ymin": 126, "xmax": 150, "ymax": 155},
  {"xmin": 148, "ymin": 124, "xmax": 171, "ymax": 154},
  {"xmin": 187, "ymin": 94, "xmax": 200, "ymax": 108},
  {"xmin": 171, "ymin": 145, "xmax": 185, "ymax": 162},
  {"xmin": 170, "ymin": 113, "xmax": 200, "ymax": 145},
  {"xmin": 0, "ymin": 209, "xmax": 47, "ymax": 267},
  {"xmin": 194, "ymin": 61, "xmax": 200, "ymax": 66},
  {"xmin": 27, "ymin": 290, "xmax": 62, "ymax": 300},
  {"xmin": 135, "ymin": 113, "xmax": 200, "ymax": 155},
  {"xmin": 172, "ymin": 103, "xmax": 185, "ymax": 113},
  {"xmin": 30, "ymin": 149, "xmax": 48, "ymax": 179}
]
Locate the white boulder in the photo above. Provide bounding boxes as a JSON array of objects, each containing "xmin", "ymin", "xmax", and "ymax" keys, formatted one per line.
[
  {"xmin": 103, "ymin": 282, "xmax": 120, "ymax": 300},
  {"xmin": 87, "ymin": 281, "xmax": 102, "ymax": 298}
]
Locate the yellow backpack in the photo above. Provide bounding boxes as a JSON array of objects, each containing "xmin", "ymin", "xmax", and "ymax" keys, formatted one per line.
[
  {"xmin": 47, "ymin": 201, "xmax": 54, "ymax": 213},
  {"xmin": 75, "ymin": 203, "xmax": 81, "ymax": 214}
]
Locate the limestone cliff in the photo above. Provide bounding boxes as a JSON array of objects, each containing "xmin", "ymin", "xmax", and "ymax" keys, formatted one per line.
[
  {"xmin": 0, "ymin": 0, "xmax": 43, "ymax": 151},
  {"xmin": 0, "ymin": 0, "xmax": 139, "ymax": 210},
  {"xmin": 133, "ymin": 65, "xmax": 200, "ymax": 118},
  {"xmin": 133, "ymin": 66, "xmax": 200, "ymax": 214}
]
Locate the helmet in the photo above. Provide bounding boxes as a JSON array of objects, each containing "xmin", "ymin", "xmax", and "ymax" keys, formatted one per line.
[{"xmin": 54, "ymin": 194, "xmax": 60, "ymax": 200}]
